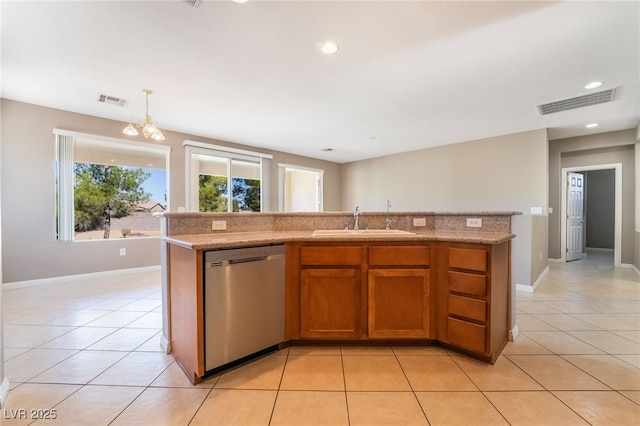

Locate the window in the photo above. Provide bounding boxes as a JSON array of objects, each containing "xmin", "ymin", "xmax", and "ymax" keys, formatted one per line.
[
  {"xmin": 278, "ymin": 164, "xmax": 323, "ymax": 212},
  {"xmin": 55, "ymin": 130, "xmax": 170, "ymax": 242},
  {"xmin": 184, "ymin": 140, "xmax": 272, "ymax": 212}
]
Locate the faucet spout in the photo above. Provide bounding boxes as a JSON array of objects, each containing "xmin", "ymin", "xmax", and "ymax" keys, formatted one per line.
[
  {"xmin": 353, "ymin": 206, "xmax": 361, "ymax": 230},
  {"xmin": 385, "ymin": 200, "xmax": 394, "ymax": 230}
]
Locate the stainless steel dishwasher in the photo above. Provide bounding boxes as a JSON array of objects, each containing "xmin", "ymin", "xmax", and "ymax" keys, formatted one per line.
[{"xmin": 204, "ymin": 244, "xmax": 285, "ymax": 375}]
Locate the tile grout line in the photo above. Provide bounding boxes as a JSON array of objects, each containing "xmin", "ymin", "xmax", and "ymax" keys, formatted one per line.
[
  {"xmin": 392, "ymin": 346, "xmax": 432, "ymax": 425},
  {"xmin": 266, "ymin": 345, "xmax": 290, "ymax": 425},
  {"xmin": 340, "ymin": 346, "xmax": 352, "ymax": 426}
]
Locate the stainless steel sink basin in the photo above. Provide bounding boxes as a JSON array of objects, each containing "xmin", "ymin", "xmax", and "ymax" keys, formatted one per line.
[{"xmin": 312, "ymin": 229, "xmax": 416, "ymax": 237}]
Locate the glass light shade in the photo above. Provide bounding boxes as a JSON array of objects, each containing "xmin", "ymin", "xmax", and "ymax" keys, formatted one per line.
[
  {"xmin": 151, "ymin": 129, "xmax": 166, "ymax": 141},
  {"xmin": 123, "ymin": 123, "xmax": 139, "ymax": 136},
  {"xmin": 143, "ymin": 122, "xmax": 157, "ymax": 134}
]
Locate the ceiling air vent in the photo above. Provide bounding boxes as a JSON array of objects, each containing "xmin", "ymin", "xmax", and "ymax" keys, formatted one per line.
[
  {"xmin": 183, "ymin": 0, "xmax": 201, "ymax": 7},
  {"xmin": 97, "ymin": 93, "xmax": 129, "ymax": 107},
  {"xmin": 537, "ymin": 88, "xmax": 616, "ymax": 115}
]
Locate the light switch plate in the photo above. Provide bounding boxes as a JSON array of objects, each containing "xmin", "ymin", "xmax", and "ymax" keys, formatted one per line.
[
  {"xmin": 212, "ymin": 220, "xmax": 227, "ymax": 230},
  {"xmin": 412, "ymin": 217, "xmax": 427, "ymax": 227},
  {"xmin": 466, "ymin": 218, "xmax": 482, "ymax": 228},
  {"xmin": 530, "ymin": 206, "xmax": 543, "ymax": 214}
]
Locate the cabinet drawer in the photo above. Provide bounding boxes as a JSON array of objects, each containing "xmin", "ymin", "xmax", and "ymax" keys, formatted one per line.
[
  {"xmin": 448, "ymin": 247, "xmax": 487, "ymax": 272},
  {"xmin": 448, "ymin": 271, "xmax": 486, "ymax": 296},
  {"xmin": 448, "ymin": 317, "xmax": 486, "ymax": 353},
  {"xmin": 448, "ymin": 294, "xmax": 486, "ymax": 323},
  {"xmin": 369, "ymin": 245, "xmax": 430, "ymax": 266},
  {"xmin": 301, "ymin": 246, "xmax": 362, "ymax": 266}
]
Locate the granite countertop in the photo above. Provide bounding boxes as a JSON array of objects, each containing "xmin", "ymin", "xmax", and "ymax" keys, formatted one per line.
[{"xmin": 164, "ymin": 229, "xmax": 515, "ymax": 251}]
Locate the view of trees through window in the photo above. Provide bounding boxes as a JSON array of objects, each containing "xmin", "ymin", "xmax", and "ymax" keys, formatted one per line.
[
  {"xmin": 199, "ymin": 175, "xmax": 261, "ymax": 212},
  {"xmin": 74, "ymin": 164, "xmax": 152, "ymax": 239}
]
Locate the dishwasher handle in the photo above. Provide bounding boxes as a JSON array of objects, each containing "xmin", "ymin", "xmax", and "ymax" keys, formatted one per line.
[{"xmin": 208, "ymin": 253, "xmax": 284, "ymax": 268}]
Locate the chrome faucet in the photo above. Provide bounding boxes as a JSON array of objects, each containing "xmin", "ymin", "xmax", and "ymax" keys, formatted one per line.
[
  {"xmin": 385, "ymin": 200, "xmax": 395, "ymax": 230},
  {"xmin": 353, "ymin": 206, "xmax": 361, "ymax": 230}
]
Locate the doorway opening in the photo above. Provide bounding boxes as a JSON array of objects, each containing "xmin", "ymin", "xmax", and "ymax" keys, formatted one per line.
[{"xmin": 560, "ymin": 163, "xmax": 622, "ymax": 266}]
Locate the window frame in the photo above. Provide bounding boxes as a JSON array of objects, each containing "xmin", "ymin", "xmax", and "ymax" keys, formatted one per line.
[
  {"xmin": 277, "ymin": 163, "xmax": 324, "ymax": 212},
  {"xmin": 183, "ymin": 140, "xmax": 272, "ymax": 213},
  {"xmin": 54, "ymin": 128, "xmax": 171, "ymax": 242}
]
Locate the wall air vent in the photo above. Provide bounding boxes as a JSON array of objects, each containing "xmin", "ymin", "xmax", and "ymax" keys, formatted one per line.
[
  {"xmin": 97, "ymin": 93, "xmax": 129, "ymax": 107},
  {"xmin": 537, "ymin": 88, "xmax": 616, "ymax": 115}
]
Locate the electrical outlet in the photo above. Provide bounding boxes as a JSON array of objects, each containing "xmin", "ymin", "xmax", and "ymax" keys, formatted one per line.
[
  {"xmin": 119, "ymin": 248, "xmax": 126, "ymax": 256},
  {"xmin": 212, "ymin": 220, "xmax": 227, "ymax": 231},
  {"xmin": 412, "ymin": 217, "xmax": 427, "ymax": 227},
  {"xmin": 466, "ymin": 218, "xmax": 482, "ymax": 228}
]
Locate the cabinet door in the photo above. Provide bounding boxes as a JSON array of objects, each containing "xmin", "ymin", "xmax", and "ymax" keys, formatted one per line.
[
  {"xmin": 300, "ymin": 268, "xmax": 363, "ymax": 339},
  {"xmin": 368, "ymin": 269, "xmax": 431, "ymax": 338}
]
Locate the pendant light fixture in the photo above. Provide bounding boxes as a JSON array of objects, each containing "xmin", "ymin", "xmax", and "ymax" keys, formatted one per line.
[{"xmin": 122, "ymin": 89, "xmax": 166, "ymax": 141}]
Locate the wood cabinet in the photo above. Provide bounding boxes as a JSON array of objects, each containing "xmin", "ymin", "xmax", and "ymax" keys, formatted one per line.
[
  {"xmin": 301, "ymin": 268, "xmax": 363, "ymax": 338},
  {"xmin": 286, "ymin": 242, "xmax": 433, "ymax": 341},
  {"xmin": 168, "ymin": 244, "xmax": 205, "ymax": 383},
  {"xmin": 298, "ymin": 245, "xmax": 365, "ymax": 339},
  {"xmin": 287, "ymin": 240, "xmax": 510, "ymax": 364},
  {"xmin": 368, "ymin": 245, "xmax": 431, "ymax": 338},
  {"xmin": 436, "ymin": 241, "xmax": 510, "ymax": 363},
  {"xmin": 368, "ymin": 269, "xmax": 430, "ymax": 338}
]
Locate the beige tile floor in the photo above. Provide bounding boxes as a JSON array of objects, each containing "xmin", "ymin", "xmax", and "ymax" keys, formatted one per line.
[{"xmin": 2, "ymin": 249, "xmax": 639, "ymax": 425}]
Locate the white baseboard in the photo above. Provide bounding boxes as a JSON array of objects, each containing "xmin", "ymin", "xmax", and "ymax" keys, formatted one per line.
[
  {"xmin": 548, "ymin": 258, "xmax": 563, "ymax": 264},
  {"xmin": 631, "ymin": 264, "xmax": 640, "ymax": 279},
  {"xmin": 509, "ymin": 324, "xmax": 520, "ymax": 342},
  {"xmin": 516, "ymin": 284, "xmax": 534, "ymax": 293},
  {"xmin": 161, "ymin": 334, "xmax": 171, "ymax": 354},
  {"xmin": 516, "ymin": 265, "xmax": 549, "ymax": 293},
  {"xmin": 0, "ymin": 378, "xmax": 10, "ymax": 408},
  {"xmin": 2, "ymin": 265, "xmax": 160, "ymax": 289}
]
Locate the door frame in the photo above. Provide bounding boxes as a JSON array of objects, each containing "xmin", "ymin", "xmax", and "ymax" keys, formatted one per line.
[{"xmin": 560, "ymin": 163, "xmax": 622, "ymax": 266}]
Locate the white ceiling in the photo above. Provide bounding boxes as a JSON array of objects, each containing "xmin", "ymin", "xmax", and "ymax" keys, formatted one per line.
[{"xmin": 2, "ymin": 1, "xmax": 638, "ymax": 163}]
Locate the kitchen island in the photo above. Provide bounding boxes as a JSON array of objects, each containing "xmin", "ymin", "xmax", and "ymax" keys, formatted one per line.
[{"xmin": 159, "ymin": 211, "xmax": 518, "ymax": 384}]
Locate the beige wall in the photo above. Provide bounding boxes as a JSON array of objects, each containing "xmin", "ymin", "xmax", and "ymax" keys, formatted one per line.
[
  {"xmin": 341, "ymin": 128, "xmax": 550, "ymax": 288},
  {"xmin": 0, "ymin": 99, "xmax": 341, "ymax": 283},
  {"xmin": 636, "ymin": 137, "xmax": 640, "ymax": 271},
  {"xmin": 341, "ymin": 129, "xmax": 548, "ymax": 213},
  {"xmin": 548, "ymin": 130, "xmax": 636, "ymax": 264}
]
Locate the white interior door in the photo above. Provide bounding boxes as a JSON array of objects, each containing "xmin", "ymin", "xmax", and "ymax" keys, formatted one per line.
[{"xmin": 566, "ymin": 172, "xmax": 584, "ymax": 261}]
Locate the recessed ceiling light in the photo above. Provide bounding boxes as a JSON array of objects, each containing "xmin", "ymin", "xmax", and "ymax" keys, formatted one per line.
[
  {"xmin": 321, "ymin": 42, "xmax": 339, "ymax": 55},
  {"xmin": 585, "ymin": 81, "xmax": 603, "ymax": 89},
  {"xmin": 586, "ymin": 123, "xmax": 599, "ymax": 128},
  {"xmin": 233, "ymin": 0, "xmax": 249, "ymax": 3}
]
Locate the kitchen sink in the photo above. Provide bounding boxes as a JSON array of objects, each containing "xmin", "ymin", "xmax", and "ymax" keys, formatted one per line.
[{"xmin": 312, "ymin": 229, "xmax": 416, "ymax": 237}]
